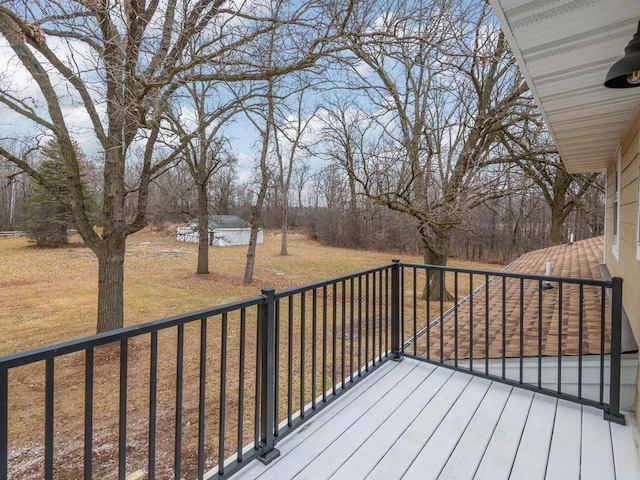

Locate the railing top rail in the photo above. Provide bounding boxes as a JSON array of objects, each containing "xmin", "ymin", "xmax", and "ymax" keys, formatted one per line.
[
  {"xmin": 274, "ymin": 263, "xmax": 396, "ymax": 299},
  {"xmin": 398, "ymin": 261, "xmax": 612, "ymax": 287},
  {"xmin": 1, "ymin": 259, "xmax": 615, "ymax": 369},
  {"xmin": 0, "ymin": 295, "xmax": 264, "ymax": 369}
]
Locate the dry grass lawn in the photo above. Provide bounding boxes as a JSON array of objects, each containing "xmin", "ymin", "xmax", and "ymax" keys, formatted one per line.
[
  {"xmin": 0, "ymin": 227, "xmax": 496, "ymax": 356},
  {"xmin": 0, "ymin": 227, "xmax": 500, "ymax": 479}
]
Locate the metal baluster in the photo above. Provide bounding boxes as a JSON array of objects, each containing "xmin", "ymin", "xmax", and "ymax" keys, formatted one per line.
[
  {"xmin": 600, "ymin": 286, "xmax": 606, "ymax": 404},
  {"xmin": 426, "ymin": 268, "xmax": 431, "ymax": 361},
  {"xmin": 312, "ymin": 290, "xmax": 317, "ymax": 409},
  {"xmin": 358, "ymin": 276, "xmax": 362, "ymax": 376},
  {"xmin": 118, "ymin": 342, "xmax": 128, "ymax": 480},
  {"xmin": 538, "ymin": 280, "xmax": 543, "ymax": 389},
  {"xmin": 578, "ymin": 284, "xmax": 583, "ymax": 397},
  {"xmin": 485, "ymin": 274, "xmax": 490, "ymax": 375},
  {"xmin": 350, "ymin": 278, "xmax": 354, "ymax": 383},
  {"xmin": 519, "ymin": 278, "xmax": 524, "ymax": 383},
  {"xmin": 469, "ymin": 273, "xmax": 473, "ymax": 371},
  {"xmin": 332, "ymin": 283, "xmax": 337, "ymax": 394},
  {"xmin": 218, "ymin": 314, "xmax": 228, "ymax": 474},
  {"xmin": 288, "ymin": 297, "xmax": 293, "ymax": 425},
  {"xmin": 84, "ymin": 348, "xmax": 94, "ymax": 480},
  {"xmin": 323, "ymin": 286, "xmax": 327, "ymax": 400},
  {"xmin": 558, "ymin": 283, "xmax": 563, "ymax": 394},
  {"xmin": 237, "ymin": 312, "xmax": 245, "ymax": 462},
  {"xmin": 341, "ymin": 280, "xmax": 346, "ymax": 387},
  {"xmin": 198, "ymin": 318, "xmax": 208, "ymax": 478},
  {"xmin": 502, "ymin": 276, "xmax": 506, "ymax": 380},
  {"xmin": 45, "ymin": 358, "xmax": 54, "ymax": 480},
  {"xmin": 439, "ymin": 269, "xmax": 444, "ymax": 363},
  {"xmin": 175, "ymin": 326, "xmax": 184, "ymax": 479},
  {"xmin": 300, "ymin": 293, "xmax": 306, "ymax": 416},
  {"xmin": 454, "ymin": 272, "xmax": 459, "ymax": 368},
  {"xmin": 149, "ymin": 332, "xmax": 158, "ymax": 479},
  {"xmin": 0, "ymin": 368, "xmax": 7, "ymax": 480}
]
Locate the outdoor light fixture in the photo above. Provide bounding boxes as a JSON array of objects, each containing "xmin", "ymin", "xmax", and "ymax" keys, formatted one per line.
[{"xmin": 605, "ymin": 20, "xmax": 640, "ymax": 88}]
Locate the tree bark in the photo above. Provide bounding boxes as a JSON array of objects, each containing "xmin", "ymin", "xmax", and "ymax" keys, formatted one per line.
[
  {"xmin": 244, "ymin": 82, "xmax": 273, "ymax": 284},
  {"xmin": 280, "ymin": 203, "xmax": 288, "ymax": 255},
  {"xmin": 420, "ymin": 224, "xmax": 454, "ymax": 302},
  {"xmin": 196, "ymin": 182, "xmax": 209, "ymax": 274},
  {"xmin": 244, "ymin": 165, "xmax": 270, "ymax": 283},
  {"xmin": 347, "ymin": 174, "xmax": 360, "ymax": 247},
  {"xmin": 549, "ymin": 200, "xmax": 566, "ymax": 245},
  {"xmin": 96, "ymin": 235, "xmax": 125, "ymax": 333}
]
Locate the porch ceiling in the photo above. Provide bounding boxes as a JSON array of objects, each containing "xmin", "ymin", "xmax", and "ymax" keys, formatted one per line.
[{"xmin": 489, "ymin": 0, "xmax": 640, "ymax": 173}]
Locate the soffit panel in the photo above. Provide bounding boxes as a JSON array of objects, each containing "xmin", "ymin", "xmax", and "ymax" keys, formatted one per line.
[{"xmin": 490, "ymin": 0, "xmax": 640, "ymax": 173}]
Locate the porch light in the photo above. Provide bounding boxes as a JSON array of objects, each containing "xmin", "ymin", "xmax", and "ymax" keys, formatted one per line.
[{"xmin": 604, "ymin": 20, "xmax": 640, "ymax": 88}]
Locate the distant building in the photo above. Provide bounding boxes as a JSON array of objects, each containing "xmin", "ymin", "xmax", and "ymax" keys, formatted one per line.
[{"xmin": 176, "ymin": 215, "xmax": 263, "ymax": 246}]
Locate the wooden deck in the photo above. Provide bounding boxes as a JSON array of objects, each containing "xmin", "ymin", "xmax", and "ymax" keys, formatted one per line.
[{"xmin": 232, "ymin": 358, "xmax": 640, "ymax": 480}]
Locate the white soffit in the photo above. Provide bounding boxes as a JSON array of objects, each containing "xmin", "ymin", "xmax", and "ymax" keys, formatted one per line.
[{"xmin": 489, "ymin": 0, "xmax": 640, "ymax": 173}]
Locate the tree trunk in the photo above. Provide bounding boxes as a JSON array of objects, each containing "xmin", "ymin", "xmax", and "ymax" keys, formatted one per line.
[
  {"xmin": 280, "ymin": 204, "xmax": 288, "ymax": 255},
  {"xmin": 244, "ymin": 225, "xmax": 260, "ymax": 284},
  {"xmin": 420, "ymin": 225, "xmax": 454, "ymax": 302},
  {"xmin": 196, "ymin": 182, "xmax": 209, "ymax": 274},
  {"xmin": 347, "ymin": 174, "xmax": 360, "ymax": 247},
  {"xmin": 244, "ymin": 147, "xmax": 270, "ymax": 283},
  {"xmin": 96, "ymin": 235, "xmax": 126, "ymax": 333},
  {"xmin": 549, "ymin": 198, "xmax": 566, "ymax": 245},
  {"xmin": 244, "ymin": 77, "xmax": 273, "ymax": 284}
]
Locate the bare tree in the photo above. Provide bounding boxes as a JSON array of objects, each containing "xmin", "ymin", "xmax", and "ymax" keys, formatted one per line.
[
  {"xmin": 336, "ymin": 0, "xmax": 537, "ymax": 299},
  {"xmin": 242, "ymin": 78, "xmax": 275, "ymax": 284},
  {"xmin": 272, "ymin": 76, "xmax": 317, "ymax": 255},
  {"xmin": 166, "ymin": 80, "xmax": 241, "ymax": 274},
  {"xmin": 0, "ymin": 0, "xmax": 355, "ymax": 332},
  {"xmin": 318, "ymin": 98, "xmax": 377, "ymax": 248},
  {"xmin": 0, "ymin": 154, "xmax": 28, "ymax": 230},
  {"xmin": 514, "ymin": 155, "xmax": 604, "ymax": 244},
  {"xmin": 210, "ymin": 162, "xmax": 238, "ymax": 215}
]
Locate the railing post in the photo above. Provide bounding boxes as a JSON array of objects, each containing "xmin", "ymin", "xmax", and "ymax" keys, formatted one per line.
[
  {"xmin": 605, "ymin": 277, "xmax": 625, "ymax": 425},
  {"xmin": 391, "ymin": 259, "xmax": 402, "ymax": 361},
  {"xmin": 258, "ymin": 288, "xmax": 281, "ymax": 464},
  {"xmin": 1, "ymin": 369, "xmax": 7, "ymax": 480}
]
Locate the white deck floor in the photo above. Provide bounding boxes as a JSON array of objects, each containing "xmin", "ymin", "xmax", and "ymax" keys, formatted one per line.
[{"xmin": 233, "ymin": 358, "xmax": 640, "ymax": 480}]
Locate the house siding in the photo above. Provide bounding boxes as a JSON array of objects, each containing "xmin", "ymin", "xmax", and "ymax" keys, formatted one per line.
[{"xmin": 604, "ymin": 108, "xmax": 640, "ymax": 423}]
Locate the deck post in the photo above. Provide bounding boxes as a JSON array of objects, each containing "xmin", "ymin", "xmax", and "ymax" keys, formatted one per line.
[
  {"xmin": 604, "ymin": 277, "xmax": 625, "ymax": 425},
  {"xmin": 258, "ymin": 288, "xmax": 281, "ymax": 463},
  {"xmin": 391, "ymin": 259, "xmax": 402, "ymax": 361},
  {"xmin": 0, "ymin": 369, "xmax": 7, "ymax": 480}
]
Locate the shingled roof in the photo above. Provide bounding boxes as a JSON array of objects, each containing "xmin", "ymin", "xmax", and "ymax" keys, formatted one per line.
[
  {"xmin": 208, "ymin": 215, "xmax": 251, "ymax": 229},
  {"xmin": 419, "ymin": 236, "xmax": 614, "ymax": 360}
]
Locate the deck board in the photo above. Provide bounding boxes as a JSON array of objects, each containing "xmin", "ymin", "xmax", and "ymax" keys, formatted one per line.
[
  {"xmin": 473, "ymin": 388, "xmax": 534, "ymax": 480},
  {"xmin": 436, "ymin": 381, "xmax": 512, "ymax": 479},
  {"xmin": 365, "ymin": 371, "xmax": 473, "ymax": 479},
  {"xmin": 327, "ymin": 366, "xmax": 454, "ymax": 480},
  {"xmin": 403, "ymin": 376, "xmax": 492, "ymax": 479},
  {"xmin": 228, "ymin": 359, "xmax": 640, "ymax": 480},
  {"xmin": 295, "ymin": 362, "xmax": 441, "ymax": 479},
  {"xmin": 545, "ymin": 399, "xmax": 582, "ymax": 480},
  {"xmin": 582, "ymin": 406, "xmax": 616, "ymax": 480},
  {"xmin": 611, "ymin": 415, "xmax": 640, "ymax": 480},
  {"xmin": 239, "ymin": 360, "xmax": 424, "ymax": 480},
  {"xmin": 509, "ymin": 394, "xmax": 557, "ymax": 479}
]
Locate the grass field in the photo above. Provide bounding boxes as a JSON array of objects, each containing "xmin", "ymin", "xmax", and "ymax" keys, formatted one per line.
[{"xmin": 0, "ymin": 228, "xmax": 501, "ymax": 479}]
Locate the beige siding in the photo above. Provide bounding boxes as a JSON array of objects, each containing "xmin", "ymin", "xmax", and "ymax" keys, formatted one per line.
[{"xmin": 604, "ymin": 108, "xmax": 640, "ymax": 422}]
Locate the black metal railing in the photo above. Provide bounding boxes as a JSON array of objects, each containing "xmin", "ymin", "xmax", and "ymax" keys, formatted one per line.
[
  {"xmin": 0, "ymin": 265, "xmax": 391, "ymax": 480},
  {"xmin": 0, "ymin": 260, "xmax": 625, "ymax": 480},
  {"xmin": 395, "ymin": 262, "xmax": 625, "ymax": 424}
]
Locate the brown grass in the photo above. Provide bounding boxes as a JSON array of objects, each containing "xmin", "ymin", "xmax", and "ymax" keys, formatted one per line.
[{"xmin": 0, "ymin": 228, "xmax": 500, "ymax": 479}]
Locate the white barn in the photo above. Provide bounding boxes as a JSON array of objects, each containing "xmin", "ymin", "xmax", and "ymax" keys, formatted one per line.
[{"xmin": 176, "ymin": 215, "xmax": 263, "ymax": 247}]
